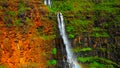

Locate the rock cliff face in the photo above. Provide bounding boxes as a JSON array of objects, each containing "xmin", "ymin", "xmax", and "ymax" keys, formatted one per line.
[{"xmin": 0, "ymin": 0, "xmax": 120, "ymax": 68}]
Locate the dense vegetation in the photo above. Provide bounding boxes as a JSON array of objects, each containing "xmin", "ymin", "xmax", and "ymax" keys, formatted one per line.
[
  {"xmin": 50, "ymin": 0, "xmax": 120, "ymax": 68},
  {"xmin": 0, "ymin": 0, "xmax": 120, "ymax": 68},
  {"xmin": 0, "ymin": 0, "xmax": 56, "ymax": 68}
]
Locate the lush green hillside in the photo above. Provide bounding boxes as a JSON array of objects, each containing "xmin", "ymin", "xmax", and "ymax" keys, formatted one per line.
[{"xmin": 50, "ymin": 0, "xmax": 120, "ymax": 68}]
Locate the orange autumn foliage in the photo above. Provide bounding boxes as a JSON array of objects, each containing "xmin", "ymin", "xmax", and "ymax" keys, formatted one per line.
[{"xmin": 0, "ymin": 0, "xmax": 54, "ymax": 68}]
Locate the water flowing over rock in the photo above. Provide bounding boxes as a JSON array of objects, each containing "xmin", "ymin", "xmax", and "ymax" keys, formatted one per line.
[
  {"xmin": 57, "ymin": 12, "xmax": 81, "ymax": 68},
  {"xmin": 44, "ymin": 0, "xmax": 52, "ymax": 7}
]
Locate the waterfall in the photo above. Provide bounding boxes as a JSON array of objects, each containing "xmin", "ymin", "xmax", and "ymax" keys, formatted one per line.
[
  {"xmin": 57, "ymin": 13, "xmax": 81, "ymax": 68},
  {"xmin": 44, "ymin": 0, "xmax": 52, "ymax": 7},
  {"xmin": 44, "ymin": 0, "xmax": 47, "ymax": 5},
  {"xmin": 43, "ymin": 0, "xmax": 81, "ymax": 68}
]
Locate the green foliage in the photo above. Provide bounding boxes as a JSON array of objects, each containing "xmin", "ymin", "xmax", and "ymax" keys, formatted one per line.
[
  {"xmin": 66, "ymin": 26, "xmax": 76, "ymax": 38},
  {"xmin": 0, "ymin": 65, "xmax": 7, "ymax": 68},
  {"xmin": 66, "ymin": 26, "xmax": 74, "ymax": 32},
  {"xmin": 38, "ymin": 34, "xmax": 56, "ymax": 40},
  {"xmin": 50, "ymin": 0, "xmax": 120, "ymax": 68},
  {"xmin": 51, "ymin": 48, "xmax": 57, "ymax": 55},
  {"xmin": 80, "ymin": 48, "xmax": 92, "ymax": 51},
  {"xmin": 14, "ymin": 19, "xmax": 23, "ymax": 26},
  {"xmin": 47, "ymin": 60, "xmax": 56, "ymax": 65},
  {"xmin": 51, "ymin": 0, "xmax": 119, "ymax": 39},
  {"xmin": 25, "ymin": 17, "xmax": 30, "ymax": 22},
  {"xmin": 51, "ymin": 1, "xmax": 73, "ymax": 12},
  {"xmin": 92, "ymin": 27, "xmax": 103, "ymax": 31},
  {"xmin": 3, "ymin": 10, "xmax": 16, "ymax": 26},
  {"xmin": 37, "ymin": 26, "xmax": 56, "ymax": 40},
  {"xmin": 93, "ymin": 0, "xmax": 119, "ymax": 13},
  {"xmin": 89, "ymin": 61, "xmax": 105, "ymax": 68},
  {"xmin": 77, "ymin": 56, "xmax": 119, "ymax": 67},
  {"xmin": 73, "ymin": 47, "xmax": 92, "ymax": 53},
  {"xmin": 66, "ymin": 19, "xmax": 92, "ymax": 38},
  {"xmin": 101, "ymin": 32, "xmax": 110, "ymax": 37},
  {"xmin": 95, "ymin": 56, "xmax": 119, "ymax": 67},
  {"xmin": 90, "ymin": 32, "xmax": 110, "ymax": 37},
  {"xmin": 103, "ymin": 22, "xmax": 109, "ymax": 27},
  {"xmin": 68, "ymin": 34, "xmax": 75, "ymax": 39},
  {"xmin": 71, "ymin": 20, "xmax": 90, "ymax": 30},
  {"xmin": 18, "ymin": 1, "xmax": 27, "ymax": 14},
  {"xmin": 51, "ymin": 0, "xmax": 94, "ymax": 12},
  {"xmin": 25, "ymin": 17, "xmax": 33, "ymax": 26},
  {"xmin": 77, "ymin": 56, "xmax": 93, "ymax": 63},
  {"xmin": 1, "ymin": 0, "xmax": 31, "ymax": 26},
  {"xmin": 7, "ymin": 11, "xmax": 17, "ymax": 17}
]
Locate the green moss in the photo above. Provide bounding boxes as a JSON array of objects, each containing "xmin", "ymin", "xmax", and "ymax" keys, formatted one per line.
[
  {"xmin": 47, "ymin": 60, "xmax": 56, "ymax": 65},
  {"xmin": 66, "ymin": 19, "xmax": 92, "ymax": 38},
  {"xmin": 14, "ymin": 19, "xmax": 23, "ymax": 26},
  {"xmin": 90, "ymin": 32, "xmax": 110, "ymax": 37},
  {"xmin": 18, "ymin": 0, "xmax": 27, "ymax": 14},
  {"xmin": 77, "ymin": 56, "xmax": 93, "ymax": 63},
  {"xmin": 77, "ymin": 56, "xmax": 119, "ymax": 67},
  {"xmin": 73, "ymin": 47, "xmax": 92, "ymax": 53},
  {"xmin": 48, "ymin": 1, "xmax": 120, "ymax": 68},
  {"xmin": 68, "ymin": 34, "xmax": 75, "ymax": 38},
  {"xmin": 50, "ymin": 0, "xmax": 119, "ymax": 39},
  {"xmin": 51, "ymin": 0, "xmax": 73, "ymax": 12},
  {"xmin": 89, "ymin": 61, "xmax": 105, "ymax": 68},
  {"xmin": 92, "ymin": 27, "xmax": 103, "ymax": 31},
  {"xmin": 7, "ymin": 11, "xmax": 17, "ymax": 17},
  {"xmin": 51, "ymin": 48, "xmax": 57, "ymax": 55},
  {"xmin": 39, "ymin": 35, "xmax": 56, "ymax": 40}
]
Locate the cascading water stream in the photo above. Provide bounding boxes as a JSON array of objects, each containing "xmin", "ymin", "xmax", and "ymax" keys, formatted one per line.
[
  {"xmin": 43, "ymin": 0, "xmax": 81, "ymax": 68},
  {"xmin": 44, "ymin": 0, "xmax": 52, "ymax": 7},
  {"xmin": 57, "ymin": 13, "xmax": 81, "ymax": 68}
]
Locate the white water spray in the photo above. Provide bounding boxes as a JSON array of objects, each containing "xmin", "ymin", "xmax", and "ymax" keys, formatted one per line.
[
  {"xmin": 44, "ymin": 0, "xmax": 47, "ymax": 5},
  {"xmin": 57, "ymin": 13, "xmax": 81, "ymax": 68},
  {"xmin": 44, "ymin": 0, "xmax": 52, "ymax": 7}
]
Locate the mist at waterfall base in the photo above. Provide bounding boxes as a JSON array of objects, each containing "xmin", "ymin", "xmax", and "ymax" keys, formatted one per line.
[{"xmin": 57, "ymin": 13, "xmax": 81, "ymax": 68}]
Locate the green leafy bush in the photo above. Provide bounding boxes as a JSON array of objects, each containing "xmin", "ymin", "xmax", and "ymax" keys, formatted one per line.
[
  {"xmin": 51, "ymin": 48, "xmax": 57, "ymax": 55},
  {"xmin": 68, "ymin": 34, "xmax": 75, "ymax": 39},
  {"xmin": 48, "ymin": 60, "xmax": 56, "ymax": 65},
  {"xmin": 77, "ymin": 56, "xmax": 119, "ymax": 68},
  {"xmin": 89, "ymin": 61, "xmax": 105, "ymax": 68}
]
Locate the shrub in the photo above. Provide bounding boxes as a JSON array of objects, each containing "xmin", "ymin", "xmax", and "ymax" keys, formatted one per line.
[
  {"xmin": 48, "ymin": 60, "xmax": 56, "ymax": 65},
  {"xmin": 51, "ymin": 48, "xmax": 57, "ymax": 55}
]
